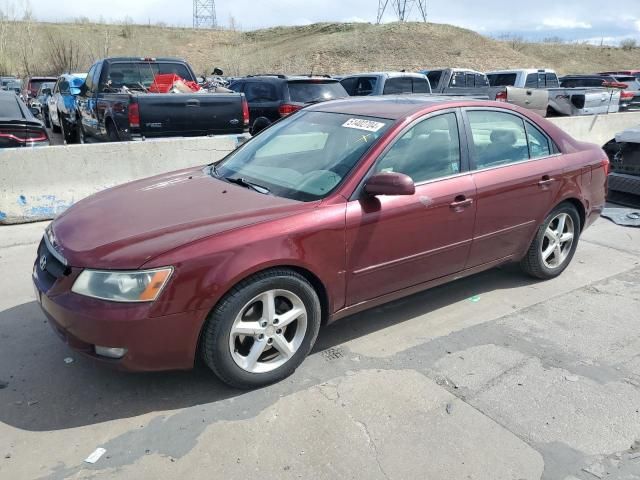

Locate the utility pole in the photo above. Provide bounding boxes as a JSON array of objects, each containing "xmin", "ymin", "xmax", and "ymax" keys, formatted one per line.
[
  {"xmin": 193, "ymin": 0, "xmax": 217, "ymax": 28},
  {"xmin": 377, "ymin": 0, "xmax": 427, "ymax": 24}
]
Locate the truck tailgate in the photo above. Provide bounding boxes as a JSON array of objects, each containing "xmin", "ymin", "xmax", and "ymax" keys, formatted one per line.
[
  {"xmin": 134, "ymin": 92, "xmax": 245, "ymax": 137},
  {"xmin": 506, "ymin": 87, "xmax": 548, "ymax": 117}
]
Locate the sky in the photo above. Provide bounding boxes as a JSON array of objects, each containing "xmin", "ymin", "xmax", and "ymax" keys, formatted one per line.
[{"xmin": 7, "ymin": 0, "xmax": 640, "ymax": 45}]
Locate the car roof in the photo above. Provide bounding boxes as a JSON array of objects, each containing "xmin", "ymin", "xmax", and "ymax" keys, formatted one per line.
[
  {"xmin": 341, "ymin": 71, "xmax": 428, "ymax": 79},
  {"xmin": 486, "ymin": 69, "xmax": 556, "ymax": 75},
  {"xmin": 306, "ymin": 95, "xmax": 483, "ymax": 120}
]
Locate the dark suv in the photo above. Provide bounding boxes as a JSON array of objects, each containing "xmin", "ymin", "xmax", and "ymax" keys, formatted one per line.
[{"xmin": 229, "ymin": 75, "xmax": 348, "ymax": 131}]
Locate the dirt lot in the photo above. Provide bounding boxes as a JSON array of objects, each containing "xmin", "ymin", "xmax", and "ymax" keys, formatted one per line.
[
  {"xmin": 0, "ymin": 216, "xmax": 639, "ymax": 479},
  {"xmin": 1, "ymin": 20, "xmax": 638, "ymax": 78}
]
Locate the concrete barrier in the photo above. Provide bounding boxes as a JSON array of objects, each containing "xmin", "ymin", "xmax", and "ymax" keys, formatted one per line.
[
  {"xmin": 0, "ymin": 135, "xmax": 246, "ymax": 225},
  {"xmin": 548, "ymin": 112, "xmax": 640, "ymax": 146},
  {"xmin": 2, "ymin": 112, "xmax": 640, "ymax": 225}
]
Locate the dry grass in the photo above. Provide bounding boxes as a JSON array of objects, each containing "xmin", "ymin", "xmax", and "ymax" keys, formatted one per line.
[{"xmin": 0, "ymin": 20, "xmax": 638, "ymax": 77}]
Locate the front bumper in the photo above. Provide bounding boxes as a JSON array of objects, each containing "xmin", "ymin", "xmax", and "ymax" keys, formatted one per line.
[{"xmin": 32, "ymin": 247, "xmax": 207, "ymax": 371}]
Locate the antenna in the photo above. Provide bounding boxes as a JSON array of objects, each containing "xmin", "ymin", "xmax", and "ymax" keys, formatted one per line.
[
  {"xmin": 377, "ymin": 0, "xmax": 427, "ymax": 23},
  {"xmin": 193, "ymin": 0, "xmax": 217, "ymax": 28}
]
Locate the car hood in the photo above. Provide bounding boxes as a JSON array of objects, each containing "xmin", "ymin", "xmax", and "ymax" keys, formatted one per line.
[{"xmin": 50, "ymin": 167, "xmax": 309, "ymax": 269}]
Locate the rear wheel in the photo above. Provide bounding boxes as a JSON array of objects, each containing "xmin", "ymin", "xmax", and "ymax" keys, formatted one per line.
[
  {"xmin": 200, "ymin": 269, "xmax": 321, "ymax": 389},
  {"xmin": 60, "ymin": 113, "xmax": 76, "ymax": 144},
  {"xmin": 520, "ymin": 203, "xmax": 580, "ymax": 279},
  {"xmin": 43, "ymin": 109, "xmax": 50, "ymax": 128}
]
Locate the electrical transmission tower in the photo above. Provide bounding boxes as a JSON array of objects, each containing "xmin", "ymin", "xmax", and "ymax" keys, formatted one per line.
[
  {"xmin": 193, "ymin": 0, "xmax": 217, "ymax": 28},
  {"xmin": 377, "ymin": 0, "xmax": 427, "ymax": 24}
]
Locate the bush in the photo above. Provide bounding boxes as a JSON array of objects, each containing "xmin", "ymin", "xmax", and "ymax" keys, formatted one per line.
[{"xmin": 620, "ymin": 38, "xmax": 637, "ymax": 51}]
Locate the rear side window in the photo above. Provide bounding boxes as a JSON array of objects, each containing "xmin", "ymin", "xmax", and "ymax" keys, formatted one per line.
[
  {"xmin": 475, "ymin": 74, "xmax": 489, "ymax": 87},
  {"xmin": 525, "ymin": 74, "xmax": 539, "ymax": 88},
  {"xmin": 467, "ymin": 110, "xmax": 529, "ymax": 170},
  {"xmin": 487, "ymin": 73, "xmax": 517, "ymax": 87},
  {"xmin": 525, "ymin": 121, "xmax": 552, "ymax": 158},
  {"xmin": 412, "ymin": 77, "xmax": 430, "ymax": 93},
  {"xmin": 243, "ymin": 82, "xmax": 279, "ymax": 102},
  {"xmin": 340, "ymin": 77, "xmax": 358, "ymax": 95},
  {"xmin": 546, "ymin": 73, "xmax": 559, "ymax": 88},
  {"xmin": 350, "ymin": 77, "xmax": 378, "ymax": 96},
  {"xmin": 426, "ymin": 71, "xmax": 442, "ymax": 88},
  {"xmin": 287, "ymin": 81, "xmax": 347, "ymax": 103}
]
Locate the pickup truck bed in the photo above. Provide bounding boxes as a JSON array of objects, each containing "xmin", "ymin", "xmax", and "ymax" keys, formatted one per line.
[{"xmin": 77, "ymin": 57, "xmax": 248, "ymax": 143}]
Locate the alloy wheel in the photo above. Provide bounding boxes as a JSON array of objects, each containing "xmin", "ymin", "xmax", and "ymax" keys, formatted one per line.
[
  {"xmin": 541, "ymin": 213, "xmax": 575, "ymax": 269},
  {"xmin": 229, "ymin": 289, "xmax": 307, "ymax": 374}
]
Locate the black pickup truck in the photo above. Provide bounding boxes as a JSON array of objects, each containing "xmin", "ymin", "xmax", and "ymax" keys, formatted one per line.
[{"xmin": 75, "ymin": 57, "xmax": 248, "ymax": 142}]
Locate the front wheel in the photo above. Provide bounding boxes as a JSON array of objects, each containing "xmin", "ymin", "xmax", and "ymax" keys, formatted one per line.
[
  {"xmin": 520, "ymin": 203, "xmax": 580, "ymax": 279},
  {"xmin": 200, "ymin": 269, "xmax": 321, "ymax": 389}
]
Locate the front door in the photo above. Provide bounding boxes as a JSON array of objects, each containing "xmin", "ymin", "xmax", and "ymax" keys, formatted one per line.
[
  {"xmin": 463, "ymin": 108, "xmax": 564, "ymax": 267},
  {"xmin": 345, "ymin": 111, "xmax": 477, "ymax": 305}
]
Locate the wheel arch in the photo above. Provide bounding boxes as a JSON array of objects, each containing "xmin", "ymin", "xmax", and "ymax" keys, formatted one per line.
[{"xmin": 192, "ymin": 263, "xmax": 331, "ymax": 366}]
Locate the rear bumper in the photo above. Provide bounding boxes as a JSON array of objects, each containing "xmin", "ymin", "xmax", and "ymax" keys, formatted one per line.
[
  {"xmin": 33, "ymin": 270, "xmax": 207, "ymax": 371},
  {"xmin": 608, "ymin": 172, "xmax": 640, "ymax": 196}
]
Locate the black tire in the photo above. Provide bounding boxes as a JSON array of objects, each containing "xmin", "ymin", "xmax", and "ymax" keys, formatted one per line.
[
  {"xmin": 43, "ymin": 109, "xmax": 51, "ymax": 128},
  {"xmin": 520, "ymin": 203, "xmax": 581, "ymax": 280},
  {"xmin": 50, "ymin": 111, "xmax": 61, "ymax": 133},
  {"xmin": 200, "ymin": 269, "xmax": 321, "ymax": 389},
  {"xmin": 60, "ymin": 114, "xmax": 75, "ymax": 144},
  {"xmin": 76, "ymin": 120, "xmax": 86, "ymax": 144}
]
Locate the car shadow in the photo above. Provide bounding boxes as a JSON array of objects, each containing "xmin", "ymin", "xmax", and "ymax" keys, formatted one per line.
[{"xmin": 0, "ymin": 264, "xmax": 538, "ymax": 432}]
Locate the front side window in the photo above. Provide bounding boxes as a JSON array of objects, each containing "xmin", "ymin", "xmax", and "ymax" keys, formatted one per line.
[
  {"xmin": 467, "ymin": 110, "xmax": 529, "ymax": 169},
  {"xmin": 374, "ymin": 112, "xmax": 461, "ymax": 183},
  {"xmin": 215, "ymin": 111, "xmax": 392, "ymax": 201},
  {"xmin": 426, "ymin": 71, "xmax": 442, "ymax": 88},
  {"xmin": 353, "ymin": 77, "xmax": 378, "ymax": 96},
  {"xmin": 450, "ymin": 72, "xmax": 466, "ymax": 88}
]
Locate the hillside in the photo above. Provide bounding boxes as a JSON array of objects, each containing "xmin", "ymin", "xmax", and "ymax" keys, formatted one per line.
[{"xmin": 0, "ymin": 20, "xmax": 638, "ymax": 78}]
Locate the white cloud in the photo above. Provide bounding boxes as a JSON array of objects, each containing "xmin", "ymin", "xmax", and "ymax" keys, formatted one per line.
[
  {"xmin": 541, "ymin": 17, "xmax": 592, "ymax": 29},
  {"xmin": 635, "ymin": 19, "xmax": 640, "ymax": 32},
  {"xmin": 342, "ymin": 16, "xmax": 369, "ymax": 23}
]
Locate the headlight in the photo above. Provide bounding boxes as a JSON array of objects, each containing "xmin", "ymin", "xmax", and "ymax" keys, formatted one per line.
[{"xmin": 71, "ymin": 267, "xmax": 173, "ymax": 302}]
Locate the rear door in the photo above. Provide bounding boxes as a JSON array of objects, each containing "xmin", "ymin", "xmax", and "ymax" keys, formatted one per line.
[
  {"xmin": 463, "ymin": 108, "xmax": 564, "ymax": 267},
  {"xmin": 345, "ymin": 110, "xmax": 476, "ymax": 304}
]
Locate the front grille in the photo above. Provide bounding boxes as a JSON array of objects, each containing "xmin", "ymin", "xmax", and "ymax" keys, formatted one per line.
[{"xmin": 37, "ymin": 238, "xmax": 69, "ymax": 280}]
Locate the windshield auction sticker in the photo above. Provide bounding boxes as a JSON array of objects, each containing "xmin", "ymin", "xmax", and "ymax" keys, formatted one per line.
[{"xmin": 342, "ymin": 118, "xmax": 386, "ymax": 132}]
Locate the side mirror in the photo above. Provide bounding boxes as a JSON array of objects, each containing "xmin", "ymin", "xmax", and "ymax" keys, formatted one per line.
[
  {"xmin": 29, "ymin": 107, "xmax": 40, "ymax": 116},
  {"xmin": 212, "ymin": 68, "xmax": 224, "ymax": 76},
  {"xmin": 364, "ymin": 172, "xmax": 415, "ymax": 196}
]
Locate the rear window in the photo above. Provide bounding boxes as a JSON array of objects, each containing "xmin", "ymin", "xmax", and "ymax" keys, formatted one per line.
[
  {"xmin": 103, "ymin": 62, "xmax": 193, "ymax": 89},
  {"xmin": 383, "ymin": 77, "xmax": 413, "ymax": 95},
  {"xmin": 243, "ymin": 82, "xmax": 279, "ymax": 102},
  {"xmin": 287, "ymin": 81, "xmax": 347, "ymax": 103},
  {"xmin": 412, "ymin": 77, "xmax": 430, "ymax": 93},
  {"xmin": 487, "ymin": 73, "xmax": 517, "ymax": 87},
  {"xmin": 0, "ymin": 93, "xmax": 23, "ymax": 118}
]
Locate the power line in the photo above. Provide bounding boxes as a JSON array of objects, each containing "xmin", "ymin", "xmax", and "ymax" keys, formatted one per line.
[
  {"xmin": 193, "ymin": 0, "xmax": 217, "ymax": 28},
  {"xmin": 377, "ymin": 0, "xmax": 427, "ymax": 24}
]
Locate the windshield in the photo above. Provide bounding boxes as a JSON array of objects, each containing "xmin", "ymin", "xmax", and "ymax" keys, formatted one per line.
[
  {"xmin": 287, "ymin": 81, "xmax": 348, "ymax": 103},
  {"xmin": 215, "ymin": 111, "xmax": 392, "ymax": 201}
]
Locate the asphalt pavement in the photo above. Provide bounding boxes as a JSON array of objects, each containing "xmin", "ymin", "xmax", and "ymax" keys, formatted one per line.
[{"xmin": 0, "ymin": 217, "xmax": 639, "ymax": 479}]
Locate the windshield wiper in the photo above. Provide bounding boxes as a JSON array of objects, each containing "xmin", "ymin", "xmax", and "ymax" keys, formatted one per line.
[{"xmin": 224, "ymin": 176, "xmax": 271, "ymax": 195}]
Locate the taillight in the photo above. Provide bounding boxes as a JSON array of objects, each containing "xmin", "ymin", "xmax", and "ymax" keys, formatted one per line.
[
  {"xmin": 278, "ymin": 103, "xmax": 302, "ymax": 117},
  {"xmin": 495, "ymin": 90, "xmax": 507, "ymax": 102},
  {"xmin": 0, "ymin": 128, "xmax": 48, "ymax": 145},
  {"xmin": 242, "ymin": 97, "xmax": 250, "ymax": 127},
  {"xmin": 620, "ymin": 90, "xmax": 635, "ymax": 101},
  {"xmin": 128, "ymin": 103, "xmax": 140, "ymax": 128}
]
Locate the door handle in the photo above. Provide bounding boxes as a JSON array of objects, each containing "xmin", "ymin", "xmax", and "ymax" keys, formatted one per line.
[
  {"xmin": 450, "ymin": 196, "xmax": 473, "ymax": 211},
  {"xmin": 186, "ymin": 99, "xmax": 200, "ymax": 107},
  {"xmin": 538, "ymin": 175, "xmax": 555, "ymax": 187}
]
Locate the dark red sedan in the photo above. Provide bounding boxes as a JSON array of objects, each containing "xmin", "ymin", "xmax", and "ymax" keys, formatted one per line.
[{"xmin": 33, "ymin": 97, "xmax": 608, "ymax": 388}]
